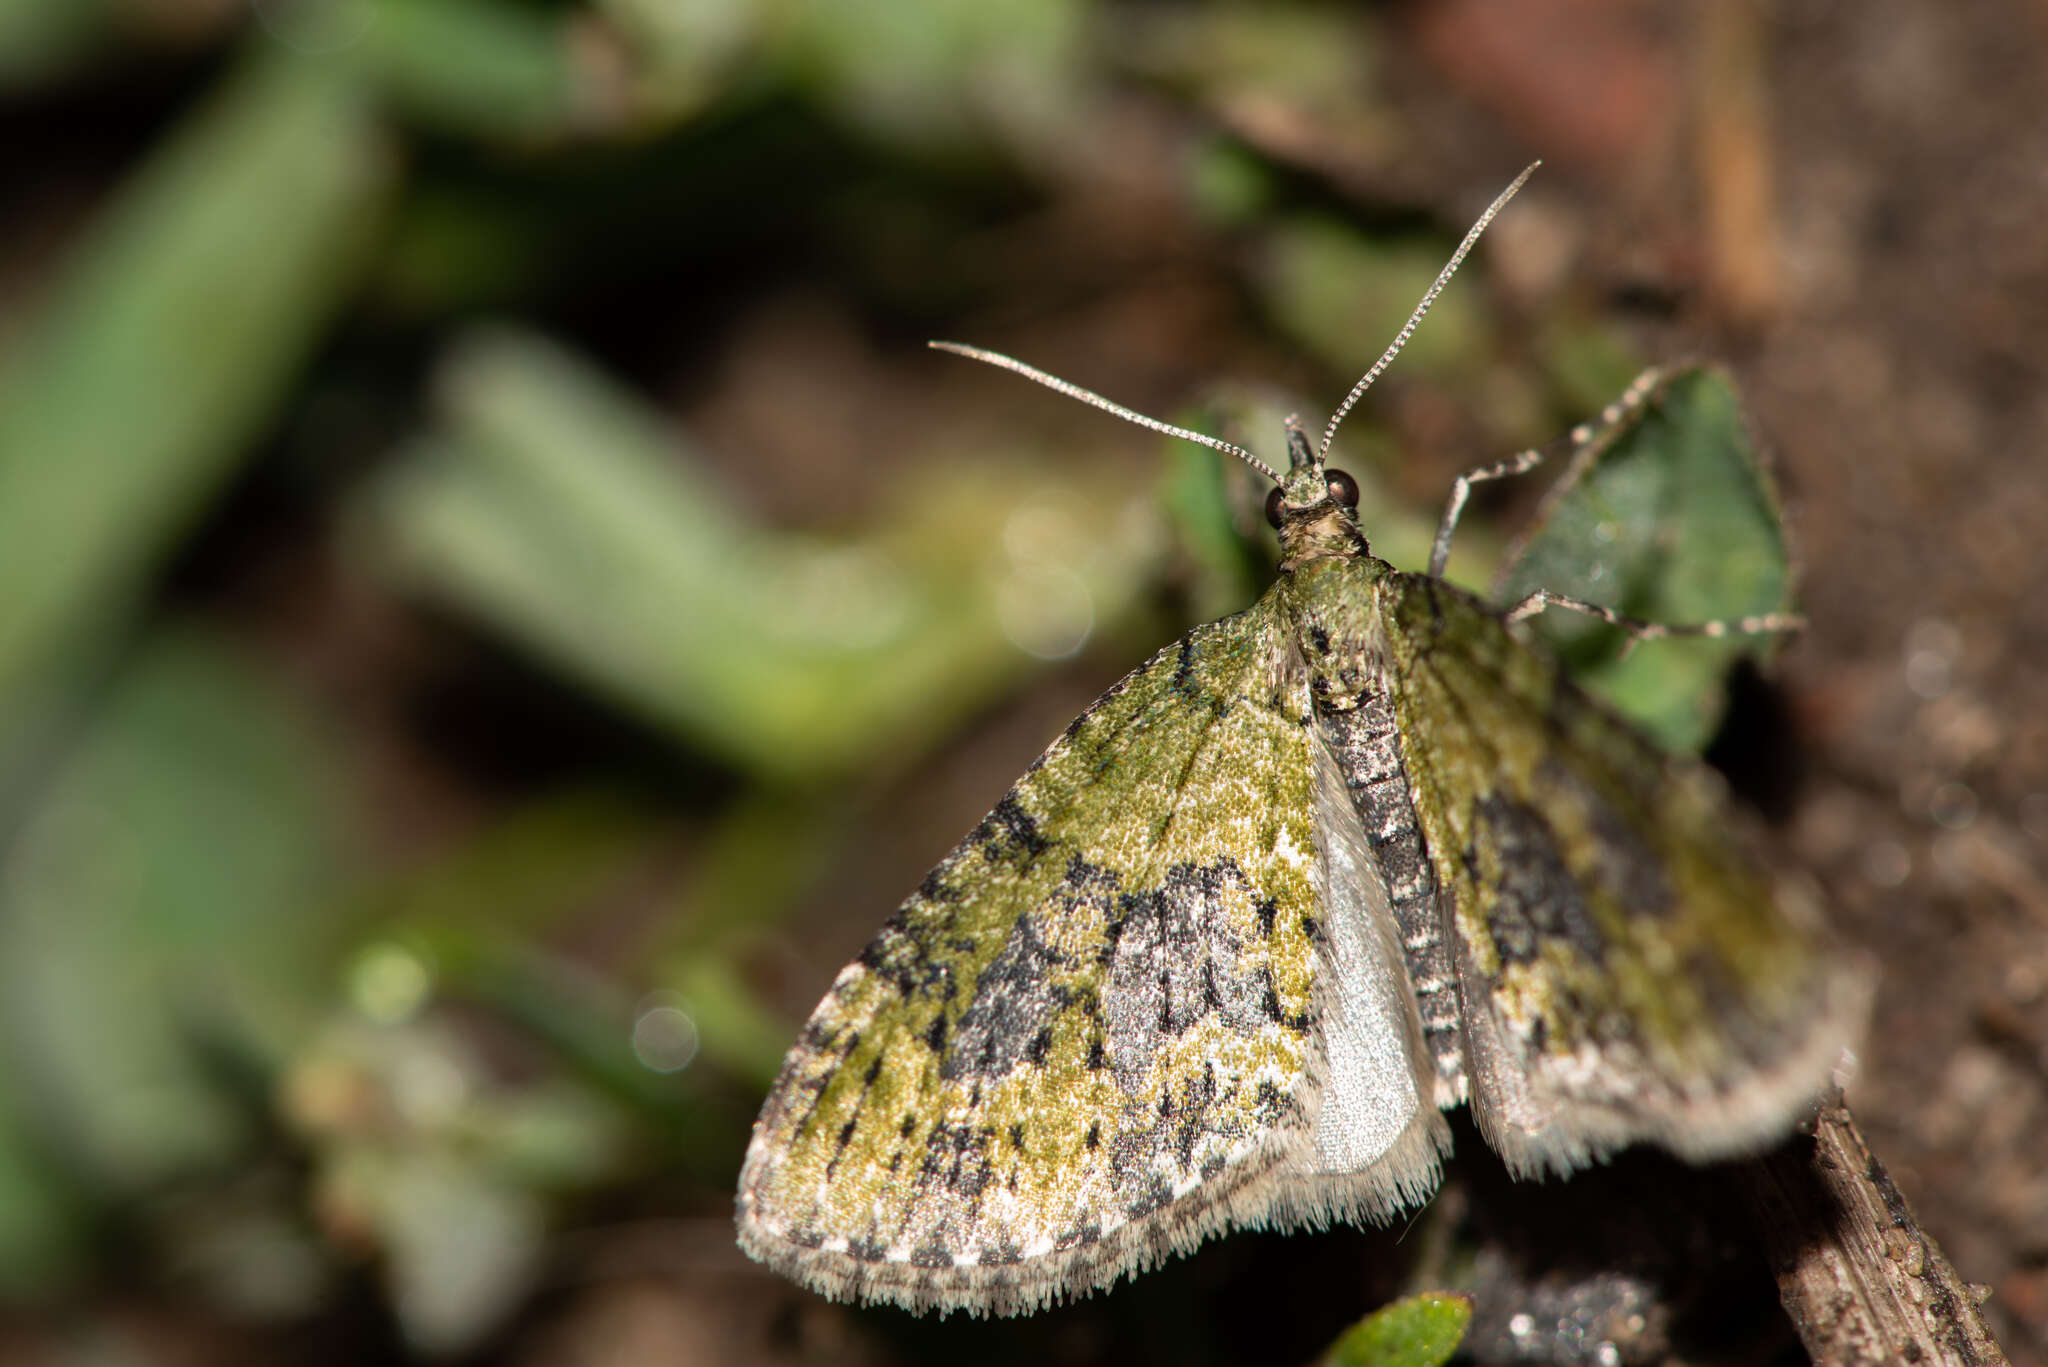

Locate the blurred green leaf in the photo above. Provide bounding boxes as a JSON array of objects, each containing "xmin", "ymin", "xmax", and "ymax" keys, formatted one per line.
[
  {"xmin": 0, "ymin": 1084, "xmax": 87, "ymax": 1298},
  {"xmin": 287, "ymin": 1015, "xmax": 634, "ymax": 1351},
  {"xmin": 0, "ymin": 46, "xmax": 390, "ymax": 732},
  {"xmin": 345, "ymin": 0, "xmax": 578, "ymax": 142},
  {"xmin": 1151, "ymin": 2, "xmax": 1368, "ymax": 103},
  {"xmin": 663, "ymin": 790, "xmax": 854, "ymax": 954},
  {"xmin": 0, "ymin": 626, "xmax": 350, "ymax": 1198},
  {"xmin": 385, "ymin": 1151, "xmax": 543, "ymax": 1354},
  {"xmin": 153, "ymin": 1178, "xmax": 332, "ymax": 1320},
  {"xmin": 1537, "ymin": 314, "xmax": 1651, "ymax": 418},
  {"xmin": 593, "ymin": 0, "xmax": 765, "ymax": 123},
  {"xmin": 1315, "ymin": 1292, "xmax": 1472, "ymax": 1367},
  {"xmin": 0, "ymin": 0, "xmax": 109, "ymax": 85},
  {"xmin": 1160, "ymin": 428, "xmax": 1271, "ymax": 622},
  {"xmin": 647, "ymin": 789, "xmax": 856, "ymax": 1084},
  {"xmin": 334, "ymin": 787, "xmax": 783, "ymax": 1147},
  {"xmin": 782, "ymin": 0, "xmax": 1089, "ymax": 156},
  {"xmin": 1186, "ymin": 136, "xmax": 1280, "ymax": 229},
  {"xmin": 357, "ymin": 790, "xmax": 661, "ymax": 944},
  {"xmin": 1128, "ymin": 4, "xmax": 1389, "ymax": 167},
  {"xmin": 332, "ymin": 1140, "xmax": 545, "ymax": 1355},
  {"xmin": 668, "ymin": 952, "xmax": 795, "ymax": 1089},
  {"xmin": 357, "ymin": 326, "xmax": 1163, "ymax": 783},
  {"xmin": 1492, "ymin": 364, "xmax": 1796, "ymax": 752},
  {"xmin": 434, "ymin": 942, "xmax": 699, "ymax": 1126},
  {"xmin": 1263, "ymin": 215, "xmax": 1486, "ymax": 385}
]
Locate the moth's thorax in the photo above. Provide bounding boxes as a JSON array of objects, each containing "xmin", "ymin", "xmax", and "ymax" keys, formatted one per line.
[
  {"xmin": 1275, "ymin": 504, "xmax": 1368, "ymax": 572},
  {"xmin": 1279, "ymin": 552, "xmax": 1395, "ymax": 708}
]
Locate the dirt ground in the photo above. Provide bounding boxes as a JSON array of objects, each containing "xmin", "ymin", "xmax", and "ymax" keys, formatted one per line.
[{"xmin": 1639, "ymin": 0, "xmax": 2048, "ymax": 1353}]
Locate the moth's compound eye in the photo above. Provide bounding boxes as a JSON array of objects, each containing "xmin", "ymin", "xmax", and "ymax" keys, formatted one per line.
[{"xmin": 1264, "ymin": 485, "xmax": 1287, "ymax": 529}]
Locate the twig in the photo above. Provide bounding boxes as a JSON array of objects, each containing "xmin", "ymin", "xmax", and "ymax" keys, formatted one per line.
[{"xmin": 1736, "ymin": 1092, "xmax": 2010, "ymax": 1366}]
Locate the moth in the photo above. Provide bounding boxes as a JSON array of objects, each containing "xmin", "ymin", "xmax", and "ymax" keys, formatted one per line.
[{"xmin": 735, "ymin": 166, "xmax": 1870, "ymax": 1316}]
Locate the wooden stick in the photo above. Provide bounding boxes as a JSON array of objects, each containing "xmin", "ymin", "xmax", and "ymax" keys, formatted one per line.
[{"xmin": 1737, "ymin": 1092, "xmax": 2010, "ymax": 1366}]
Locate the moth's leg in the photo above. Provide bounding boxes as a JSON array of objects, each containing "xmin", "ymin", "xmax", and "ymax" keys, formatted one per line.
[
  {"xmin": 1428, "ymin": 449, "xmax": 1546, "ymax": 579},
  {"xmin": 1502, "ymin": 589, "xmax": 1805, "ymax": 657}
]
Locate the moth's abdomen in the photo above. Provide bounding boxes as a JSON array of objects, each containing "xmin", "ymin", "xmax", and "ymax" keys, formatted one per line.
[{"xmin": 1316, "ymin": 695, "xmax": 1464, "ymax": 1106}]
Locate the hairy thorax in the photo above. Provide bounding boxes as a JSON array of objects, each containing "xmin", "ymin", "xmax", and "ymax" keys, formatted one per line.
[{"xmin": 1279, "ymin": 550, "xmax": 1394, "ymax": 710}]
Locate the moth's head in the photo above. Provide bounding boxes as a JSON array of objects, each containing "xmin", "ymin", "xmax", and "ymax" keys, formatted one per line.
[
  {"xmin": 933, "ymin": 165, "xmax": 1538, "ymax": 573},
  {"xmin": 1265, "ymin": 420, "xmax": 1365, "ymax": 563}
]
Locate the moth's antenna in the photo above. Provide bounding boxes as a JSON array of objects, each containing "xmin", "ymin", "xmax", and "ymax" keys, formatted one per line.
[
  {"xmin": 1319, "ymin": 161, "xmax": 1540, "ymax": 460},
  {"xmin": 928, "ymin": 340, "xmax": 1284, "ymax": 486}
]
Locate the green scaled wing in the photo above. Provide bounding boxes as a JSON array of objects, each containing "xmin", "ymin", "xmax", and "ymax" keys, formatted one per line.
[
  {"xmin": 737, "ymin": 592, "xmax": 1440, "ymax": 1315},
  {"xmin": 1378, "ymin": 569, "xmax": 1867, "ymax": 1176}
]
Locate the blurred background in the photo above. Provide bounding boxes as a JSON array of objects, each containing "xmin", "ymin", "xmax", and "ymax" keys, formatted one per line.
[{"xmin": 0, "ymin": 0, "xmax": 2043, "ymax": 1363}]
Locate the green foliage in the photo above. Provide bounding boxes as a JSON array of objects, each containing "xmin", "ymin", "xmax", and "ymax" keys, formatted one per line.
[
  {"xmin": 357, "ymin": 327, "xmax": 1162, "ymax": 782},
  {"xmin": 1265, "ymin": 216, "xmax": 1488, "ymax": 385},
  {"xmin": 0, "ymin": 49, "xmax": 389, "ymax": 743},
  {"xmin": 0, "ymin": 628, "xmax": 347, "ymax": 1294},
  {"xmin": 1316, "ymin": 1292, "xmax": 1472, "ymax": 1367},
  {"xmin": 1493, "ymin": 365, "xmax": 1797, "ymax": 752},
  {"xmin": 342, "ymin": 0, "xmax": 578, "ymax": 140}
]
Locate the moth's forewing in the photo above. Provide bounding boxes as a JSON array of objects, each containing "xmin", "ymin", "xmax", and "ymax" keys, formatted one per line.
[
  {"xmin": 736, "ymin": 597, "xmax": 1444, "ymax": 1315},
  {"xmin": 1375, "ymin": 568, "xmax": 1867, "ymax": 1175}
]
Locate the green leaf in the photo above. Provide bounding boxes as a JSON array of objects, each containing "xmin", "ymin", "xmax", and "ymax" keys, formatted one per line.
[
  {"xmin": 0, "ymin": 1083, "xmax": 87, "ymax": 1298},
  {"xmin": 0, "ymin": 46, "xmax": 389, "ymax": 739},
  {"xmin": 784, "ymin": 0, "xmax": 1088, "ymax": 155},
  {"xmin": 0, "ymin": 627, "xmax": 349, "ymax": 1195},
  {"xmin": 1316, "ymin": 1291, "xmax": 1472, "ymax": 1367},
  {"xmin": 346, "ymin": 0, "xmax": 577, "ymax": 142},
  {"xmin": 1264, "ymin": 215, "xmax": 1487, "ymax": 384},
  {"xmin": 356, "ymin": 327, "xmax": 1163, "ymax": 783},
  {"xmin": 1492, "ymin": 364, "xmax": 1796, "ymax": 753},
  {"xmin": 0, "ymin": 0, "xmax": 112, "ymax": 86},
  {"xmin": 337, "ymin": 1137, "xmax": 545, "ymax": 1355},
  {"xmin": 1160, "ymin": 428, "xmax": 1270, "ymax": 622}
]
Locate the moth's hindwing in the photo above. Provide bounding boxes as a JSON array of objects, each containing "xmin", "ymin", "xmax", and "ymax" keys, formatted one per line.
[
  {"xmin": 1375, "ymin": 568, "xmax": 1869, "ymax": 1175},
  {"xmin": 736, "ymin": 595, "xmax": 1444, "ymax": 1315}
]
